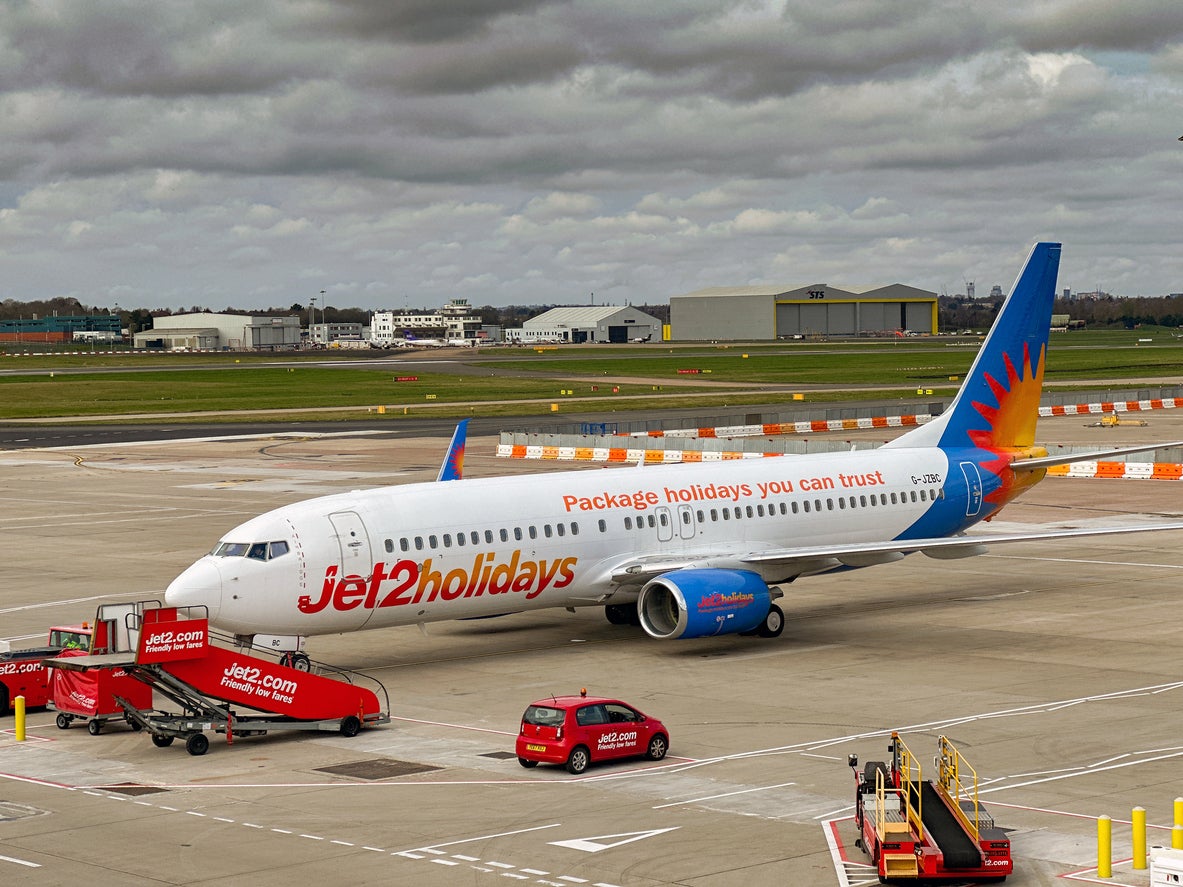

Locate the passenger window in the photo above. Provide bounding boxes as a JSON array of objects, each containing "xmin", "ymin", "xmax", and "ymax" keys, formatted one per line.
[
  {"xmin": 746, "ymin": 506, "xmax": 754, "ymax": 518},
  {"xmin": 647, "ymin": 514, "xmax": 656, "ymax": 528},
  {"xmin": 826, "ymin": 498, "xmax": 834, "ymax": 511},
  {"xmin": 710, "ymin": 509, "xmax": 718, "ymax": 521},
  {"xmin": 528, "ymin": 526, "xmax": 537, "ymax": 540},
  {"xmin": 815, "ymin": 499, "xmax": 822, "ymax": 512},
  {"xmin": 697, "ymin": 509, "xmax": 705, "ymax": 522},
  {"xmin": 485, "ymin": 530, "xmax": 494, "ymax": 544},
  {"xmin": 682, "ymin": 511, "xmax": 691, "ymax": 524},
  {"xmin": 544, "ymin": 525, "xmax": 553, "ymax": 538},
  {"xmin": 570, "ymin": 522, "xmax": 579, "ymax": 536},
  {"xmin": 658, "ymin": 512, "xmax": 668, "ymax": 527},
  {"xmin": 514, "ymin": 527, "xmax": 523, "ymax": 541},
  {"xmin": 400, "ymin": 538, "xmax": 410, "ymax": 552},
  {"xmin": 624, "ymin": 517, "xmax": 633, "ymax": 530},
  {"xmin": 722, "ymin": 508, "xmax": 730, "ymax": 520},
  {"xmin": 791, "ymin": 501, "xmax": 799, "ymax": 514},
  {"xmin": 803, "ymin": 501, "xmax": 810, "ymax": 513},
  {"xmin": 919, "ymin": 490, "xmax": 927, "ymax": 501},
  {"xmin": 500, "ymin": 528, "xmax": 509, "ymax": 542},
  {"xmin": 415, "ymin": 536, "xmax": 424, "ymax": 551},
  {"xmin": 443, "ymin": 534, "xmax": 452, "ymax": 547},
  {"xmin": 456, "ymin": 532, "xmax": 465, "ymax": 546},
  {"xmin": 556, "ymin": 523, "xmax": 565, "ymax": 537},
  {"xmin": 429, "ymin": 534, "xmax": 438, "ymax": 548},
  {"xmin": 890, "ymin": 493, "xmax": 898, "ymax": 505},
  {"xmin": 756, "ymin": 504, "xmax": 765, "ymax": 517},
  {"xmin": 780, "ymin": 503, "xmax": 787, "ymax": 515},
  {"xmin": 384, "ymin": 539, "xmax": 394, "ymax": 553},
  {"xmin": 598, "ymin": 519, "xmax": 606, "ymax": 532},
  {"xmin": 910, "ymin": 490, "xmax": 918, "ymax": 503},
  {"xmin": 838, "ymin": 498, "xmax": 846, "ymax": 510},
  {"xmin": 860, "ymin": 496, "xmax": 867, "ymax": 508}
]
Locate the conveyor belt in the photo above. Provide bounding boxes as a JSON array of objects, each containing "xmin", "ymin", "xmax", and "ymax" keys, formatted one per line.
[{"xmin": 914, "ymin": 781, "xmax": 981, "ymax": 869}]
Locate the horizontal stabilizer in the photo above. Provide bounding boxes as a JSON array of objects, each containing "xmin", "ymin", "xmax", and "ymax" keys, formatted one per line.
[{"xmin": 1011, "ymin": 440, "xmax": 1183, "ymax": 471}]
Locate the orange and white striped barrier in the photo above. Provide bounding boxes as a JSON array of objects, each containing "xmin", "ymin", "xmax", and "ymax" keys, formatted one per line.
[
  {"xmin": 1047, "ymin": 461, "xmax": 1183, "ymax": 480},
  {"xmin": 618, "ymin": 397, "xmax": 1181, "ymax": 440}
]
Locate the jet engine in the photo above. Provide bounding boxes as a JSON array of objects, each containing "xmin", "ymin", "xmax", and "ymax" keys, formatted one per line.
[{"xmin": 636, "ymin": 568, "xmax": 778, "ymax": 640}]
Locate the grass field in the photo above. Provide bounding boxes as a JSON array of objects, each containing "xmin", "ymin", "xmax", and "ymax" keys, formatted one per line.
[{"xmin": 1, "ymin": 329, "xmax": 1180, "ymax": 422}]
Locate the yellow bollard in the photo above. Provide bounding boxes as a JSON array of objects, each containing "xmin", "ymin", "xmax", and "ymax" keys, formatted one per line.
[
  {"xmin": 15, "ymin": 695, "xmax": 26, "ymax": 741},
  {"xmin": 1176, "ymin": 797, "xmax": 1183, "ymax": 828},
  {"xmin": 377, "ymin": 405, "xmax": 385, "ymax": 414},
  {"xmin": 1098, "ymin": 815, "xmax": 1111, "ymax": 879},
  {"xmin": 1132, "ymin": 806, "xmax": 1146, "ymax": 869},
  {"xmin": 1174, "ymin": 824, "xmax": 1183, "ymax": 850}
]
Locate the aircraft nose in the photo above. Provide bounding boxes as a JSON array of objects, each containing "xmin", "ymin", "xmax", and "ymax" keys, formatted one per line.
[{"xmin": 165, "ymin": 558, "xmax": 223, "ymax": 620}]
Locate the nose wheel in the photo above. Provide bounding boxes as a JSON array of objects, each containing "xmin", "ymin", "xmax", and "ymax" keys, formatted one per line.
[{"xmin": 280, "ymin": 652, "xmax": 311, "ymax": 671}]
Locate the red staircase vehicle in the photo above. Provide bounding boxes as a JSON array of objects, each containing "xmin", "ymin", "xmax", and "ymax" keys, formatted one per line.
[
  {"xmin": 849, "ymin": 731, "xmax": 1012, "ymax": 882},
  {"xmin": 47, "ymin": 601, "xmax": 390, "ymax": 755}
]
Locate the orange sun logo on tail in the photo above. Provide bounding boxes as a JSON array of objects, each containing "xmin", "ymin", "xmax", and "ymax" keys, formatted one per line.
[{"xmin": 968, "ymin": 341, "xmax": 1047, "ymax": 511}]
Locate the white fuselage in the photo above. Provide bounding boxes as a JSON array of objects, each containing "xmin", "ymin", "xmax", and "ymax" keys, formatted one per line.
[{"xmin": 165, "ymin": 447, "xmax": 963, "ymax": 637}]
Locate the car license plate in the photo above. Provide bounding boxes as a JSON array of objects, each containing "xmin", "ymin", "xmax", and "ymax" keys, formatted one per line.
[{"xmin": 526, "ymin": 743, "xmax": 546, "ymax": 753}]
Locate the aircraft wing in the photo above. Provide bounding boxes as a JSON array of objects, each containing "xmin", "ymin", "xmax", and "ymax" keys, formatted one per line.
[
  {"xmin": 1012, "ymin": 440, "xmax": 1183, "ymax": 471},
  {"xmin": 610, "ymin": 521, "xmax": 1183, "ymax": 585}
]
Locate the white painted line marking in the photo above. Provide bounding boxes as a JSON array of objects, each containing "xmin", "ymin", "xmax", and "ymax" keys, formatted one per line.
[
  {"xmin": 243, "ymin": 823, "xmax": 263, "ymax": 829},
  {"xmin": 520, "ymin": 869, "xmax": 549, "ymax": 875},
  {"xmin": 159, "ymin": 806, "xmax": 178, "ymax": 812},
  {"xmin": 0, "ymin": 855, "xmax": 41, "ymax": 868},
  {"xmin": 486, "ymin": 861, "xmax": 515, "ymax": 868},
  {"xmin": 408, "ymin": 822, "xmax": 561, "ymax": 854},
  {"xmin": 397, "ymin": 852, "xmax": 425, "ymax": 859},
  {"xmin": 299, "ymin": 834, "xmax": 324, "ymax": 840},
  {"xmin": 452, "ymin": 854, "xmax": 480, "ymax": 861},
  {"xmin": 271, "ymin": 829, "xmax": 292, "ymax": 835},
  {"xmin": 558, "ymin": 878, "xmax": 589, "ymax": 884},
  {"xmin": 213, "ymin": 817, "xmax": 235, "ymax": 823},
  {"xmin": 431, "ymin": 859, "xmax": 460, "ymax": 866},
  {"xmin": 362, "ymin": 847, "xmax": 385, "ymax": 852},
  {"xmin": 331, "ymin": 840, "xmax": 354, "ymax": 847},
  {"xmin": 186, "ymin": 811, "xmax": 206, "ymax": 817},
  {"xmin": 654, "ymin": 781, "xmax": 795, "ymax": 808}
]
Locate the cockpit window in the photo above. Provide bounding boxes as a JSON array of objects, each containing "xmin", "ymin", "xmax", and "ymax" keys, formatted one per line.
[{"xmin": 213, "ymin": 540, "xmax": 289, "ymax": 560}]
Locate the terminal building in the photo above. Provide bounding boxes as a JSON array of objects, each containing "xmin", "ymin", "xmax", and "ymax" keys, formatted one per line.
[
  {"xmin": 506, "ymin": 306, "xmax": 663, "ymax": 344},
  {"xmin": 671, "ymin": 283, "xmax": 938, "ymax": 340},
  {"xmin": 370, "ymin": 299, "xmax": 483, "ymax": 346},
  {"xmin": 134, "ymin": 313, "xmax": 301, "ymax": 351}
]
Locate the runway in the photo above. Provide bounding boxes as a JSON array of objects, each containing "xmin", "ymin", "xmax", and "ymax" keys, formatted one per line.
[{"xmin": 2, "ymin": 415, "xmax": 1182, "ymax": 886}]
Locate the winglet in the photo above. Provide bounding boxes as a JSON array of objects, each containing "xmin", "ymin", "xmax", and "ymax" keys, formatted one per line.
[{"xmin": 436, "ymin": 419, "xmax": 468, "ymax": 481}]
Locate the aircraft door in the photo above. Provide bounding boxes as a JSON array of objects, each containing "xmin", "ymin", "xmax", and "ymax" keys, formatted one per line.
[
  {"xmin": 329, "ymin": 511, "xmax": 371, "ymax": 571},
  {"xmin": 959, "ymin": 462, "xmax": 983, "ymax": 517},
  {"xmin": 677, "ymin": 505, "xmax": 696, "ymax": 540},
  {"xmin": 655, "ymin": 507, "xmax": 674, "ymax": 542}
]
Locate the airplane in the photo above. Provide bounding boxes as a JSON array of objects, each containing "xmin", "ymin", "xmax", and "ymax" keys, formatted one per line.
[{"xmin": 165, "ymin": 242, "xmax": 1183, "ymax": 661}]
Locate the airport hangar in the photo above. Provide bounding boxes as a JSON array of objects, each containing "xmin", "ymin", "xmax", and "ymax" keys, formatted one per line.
[{"xmin": 670, "ymin": 282, "xmax": 938, "ymax": 340}]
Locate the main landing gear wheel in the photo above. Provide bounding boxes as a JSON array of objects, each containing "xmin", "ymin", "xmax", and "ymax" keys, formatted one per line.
[
  {"xmin": 185, "ymin": 733, "xmax": 210, "ymax": 756},
  {"xmin": 565, "ymin": 745, "xmax": 591, "ymax": 775},
  {"xmin": 604, "ymin": 603, "xmax": 640, "ymax": 626},
  {"xmin": 56, "ymin": 713, "xmax": 73, "ymax": 730},
  {"xmin": 757, "ymin": 604, "xmax": 785, "ymax": 638}
]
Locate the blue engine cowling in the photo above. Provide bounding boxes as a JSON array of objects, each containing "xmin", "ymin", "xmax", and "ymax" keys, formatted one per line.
[{"xmin": 637, "ymin": 568, "xmax": 772, "ymax": 639}]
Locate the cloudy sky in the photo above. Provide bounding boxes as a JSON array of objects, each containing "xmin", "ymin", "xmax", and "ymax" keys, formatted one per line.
[{"xmin": 3, "ymin": 1, "xmax": 1183, "ymax": 312}]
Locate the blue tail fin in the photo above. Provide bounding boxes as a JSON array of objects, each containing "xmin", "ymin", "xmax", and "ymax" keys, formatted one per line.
[
  {"xmin": 436, "ymin": 419, "xmax": 468, "ymax": 481},
  {"xmin": 885, "ymin": 242, "xmax": 1061, "ymax": 452}
]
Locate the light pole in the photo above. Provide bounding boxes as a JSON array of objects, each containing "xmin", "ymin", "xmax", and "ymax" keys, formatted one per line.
[{"xmin": 319, "ymin": 290, "xmax": 325, "ymax": 344}]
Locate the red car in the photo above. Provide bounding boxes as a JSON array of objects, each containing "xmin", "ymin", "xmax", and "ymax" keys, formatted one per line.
[{"xmin": 516, "ymin": 692, "xmax": 670, "ymax": 774}]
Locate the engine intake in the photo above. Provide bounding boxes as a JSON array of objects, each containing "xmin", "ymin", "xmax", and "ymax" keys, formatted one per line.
[{"xmin": 637, "ymin": 568, "xmax": 772, "ymax": 639}]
